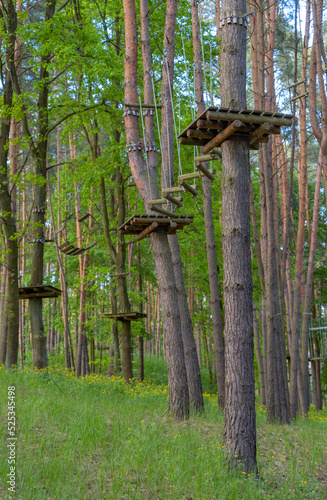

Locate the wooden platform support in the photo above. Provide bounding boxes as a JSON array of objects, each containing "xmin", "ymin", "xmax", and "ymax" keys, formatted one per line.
[
  {"xmin": 118, "ymin": 214, "xmax": 193, "ymax": 237},
  {"xmin": 131, "ymin": 221, "xmax": 159, "ymax": 243},
  {"xmin": 19, "ymin": 285, "xmax": 62, "ymax": 300},
  {"xmin": 203, "ymin": 120, "xmax": 247, "ymax": 154},
  {"xmin": 167, "ymin": 222, "xmax": 178, "ymax": 234},
  {"xmin": 164, "ymin": 193, "xmax": 183, "ymax": 207},
  {"xmin": 178, "ymin": 180, "xmax": 199, "ymax": 197},
  {"xmin": 194, "ymin": 162, "xmax": 215, "ymax": 180},
  {"xmin": 103, "ymin": 311, "xmax": 147, "ymax": 321}
]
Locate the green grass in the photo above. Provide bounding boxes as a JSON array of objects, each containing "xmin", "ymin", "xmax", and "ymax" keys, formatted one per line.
[{"xmin": 1, "ymin": 357, "xmax": 327, "ymax": 499}]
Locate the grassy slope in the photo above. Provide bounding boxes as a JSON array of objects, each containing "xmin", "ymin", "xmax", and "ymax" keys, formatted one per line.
[{"xmin": 0, "ymin": 356, "xmax": 327, "ymax": 500}]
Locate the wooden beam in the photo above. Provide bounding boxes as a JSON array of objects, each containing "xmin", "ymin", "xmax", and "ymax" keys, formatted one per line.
[
  {"xmin": 249, "ymin": 123, "xmax": 272, "ymax": 144},
  {"xmin": 136, "ymin": 222, "xmax": 159, "ymax": 242},
  {"xmin": 195, "ymin": 162, "xmax": 215, "ymax": 180},
  {"xmin": 178, "ymin": 137, "xmax": 207, "ymax": 147},
  {"xmin": 187, "ymin": 129, "xmax": 216, "ymax": 140},
  {"xmin": 206, "ymin": 110, "xmax": 293, "ymax": 127},
  {"xmin": 202, "ymin": 120, "xmax": 247, "ymax": 154},
  {"xmin": 196, "ymin": 119, "xmax": 225, "ymax": 130},
  {"xmin": 178, "ymin": 180, "xmax": 198, "ymax": 197},
  {"xmin": 164, "ymin": 194, "xmax": 183, "ymax": 207}
]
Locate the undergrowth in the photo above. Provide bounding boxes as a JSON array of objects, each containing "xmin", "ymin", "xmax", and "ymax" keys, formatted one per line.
[{"xmin": 0, "ymin": 356, "xmax": 326, "ymax": 499}]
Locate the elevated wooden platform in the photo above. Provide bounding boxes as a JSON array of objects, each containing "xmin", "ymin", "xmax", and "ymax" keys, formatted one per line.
[
  {"xmin": 178, "ymin": 106, "xmax": 293, "ymax": 153},
  {"xmin": 103, "ymin": 312, "xmax": 147, "ymax": 321},
  {"xmin": 19, "ymin": 285, "xmax": 62, "ymax": 300},
  {"xmin": 118, "ymin": 214, "xmax": 193, "ymax": 238}
]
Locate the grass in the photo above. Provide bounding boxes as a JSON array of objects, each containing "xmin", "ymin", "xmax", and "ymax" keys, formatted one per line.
[{"xmin": 0, "ymin": 356, "xmax": 327, "ymax": 499}]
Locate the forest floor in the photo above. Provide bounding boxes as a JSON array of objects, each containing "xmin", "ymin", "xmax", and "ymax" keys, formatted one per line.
[{"xmin": 1, "ymin": 356, "xmax": 327, "ymax": 500}]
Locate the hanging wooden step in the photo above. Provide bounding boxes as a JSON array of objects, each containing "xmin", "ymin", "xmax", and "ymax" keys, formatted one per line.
[
  {"xmin": 194, "ymin": 152, "xmax": 222, "ymax": 162},
  {"xmin": 164, "ymin": 194, "xmax": 183, "ymax": 207},
  {"xmin": 150, "ymin": 205, "xmax": 176, "ymax": 217},
  {"xmin": 178, "ymin": 180, "xmax": 198, "ymax": 197},
  {"xmin": 178, "ymin": 169, "xmax": 216, "ymax": 181},
  {"xmin": 59, "ymin": 242, "xmax": 74, "ymax": 252},
  {"xmin": 194, "ymin": 162, "xmax": 215, "ymax": 181},
  {"xmin": 148, "ymin": 198, "xmax": 168, "ymax": 206},
  {"xmin": 162, "ymin": 186, "xmax": 184, "ymax": 195},
  {"xmin": 88, "ymin": 224, "xmax": 101, "ymax": 235},
  {"xmin": 78, "ymin": 213, "xmax": 90, "ymax": 222}
]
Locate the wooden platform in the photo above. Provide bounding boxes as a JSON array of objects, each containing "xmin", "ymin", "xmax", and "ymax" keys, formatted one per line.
[
  {"xmin": 103, "ymin": 312, "xmax": 147, "ymax": 321},
  {"xmin": 178, "ymin": 106, "xmax": 293, "ymax": 153},
  {"xmin": 118, "ymin": 214, "xmax": 193, "ymax": 238},
  {"xmin": 19, "ymin": 285, "xmax": 62, "ymax": 300}
]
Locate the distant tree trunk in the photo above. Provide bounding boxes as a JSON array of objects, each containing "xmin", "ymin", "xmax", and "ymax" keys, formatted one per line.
[
  {"xmin": 190, "ymin": 0, "xmax": 224, "ymax": 409},
  {"xmin": 123, "ymin": 0, "xmax": 189, "ymax": 419},
  {"xmin": 220, "ymin": 0, "xmax": 257, "ymax": 471},
  {"xmin": 156, "ymin": 0, "xmax": 203, "ymax": 411},
  {"xmin": 0, "ymin": 0, "xmax": 19, "ymax": 368},
  {"xmin": 138, "ymin": 245, "xmax": 144, "ymax": 381},
  {"xmin": 253, "ymin": 306, "xmax": 266, "ymax": 405}
]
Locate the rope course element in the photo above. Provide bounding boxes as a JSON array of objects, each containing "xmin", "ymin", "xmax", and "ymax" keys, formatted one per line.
[{"xmin": 55, "ymin": 211, "xmax": 101, "ymax": 256}]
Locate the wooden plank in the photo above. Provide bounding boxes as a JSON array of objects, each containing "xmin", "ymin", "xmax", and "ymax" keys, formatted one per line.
[
  {"xmin": 195, "ymin": 162, "xmax": 215, "ymax": 180},
  {"xmin": 60, "ymin": 244, "xmax": 75, "ymax": 253},
  {"xmin": 178, "ymin": 180, "xmax": 198, "ymax": 197},
  {"xmin": 206, "ymin": 110, "xmax": 293, "ymax": 127},
  {"xmin": 178, "ymin": 137, "xmax": 207, "ymax": 147},
  {"xmin": 136, "ymin": 222, "xmax": 159, "ymax": 242},
  {"xmin": 202, "ymin": 120, "xmax": 247, "ymax": 154},
  {"xmin": 164, "ymin": 194, "xmax": 183, "ymax": 207}
]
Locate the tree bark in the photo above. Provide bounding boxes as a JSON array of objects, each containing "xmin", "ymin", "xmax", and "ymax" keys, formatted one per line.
[
  {"xmin": 220, "ymin": 0, "xmax": 257, "ymax": 471},
  {"xmin": 123, "ymin": 0, "xmax": 189, "ymax": 418}
]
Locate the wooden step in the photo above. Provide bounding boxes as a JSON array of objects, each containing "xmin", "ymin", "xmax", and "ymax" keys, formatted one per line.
[
  {"xmin": 178, "ymin": 180, "xmax": 198, "ymax": 197},
  {"xmin": 194, "ymin": 162, "xmax": 215, "ymax": 181},
  {"xmin": 164, "ymin": 194, "xmax": 183, "ymax": 207},
  {"xmin": 178, "ymin": 169, "xmax": 216, "ymax": 181},
  {"xmin": 149, "ymin": 205, "xmax": 176, "ymax": 217}
]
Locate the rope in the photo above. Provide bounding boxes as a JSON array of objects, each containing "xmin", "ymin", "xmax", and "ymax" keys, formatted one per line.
[
  {"xmin": 209, "ymin": 40, "xmax": 214, "ymax": 105},
  {"xmin": 198, "ymin": 2, "xmax": 208, "ymax": 105},
  {"xmin": 150, "ymin": 70, "xmax": 169, "ymax": 190},
  {"xmin": 165, "ymin": 97, "xmax": 172, "ymax": 191},
  {"xmin": 180, "ymin": 24, "xmax": 195, "ymax": 120},
  {"xmin": 164, "ymin": 51, "xmax": 183, "ymax": 177},
  {"xmin": 138, "ymin": 89, "xmax": 153, "ymax": 201}
]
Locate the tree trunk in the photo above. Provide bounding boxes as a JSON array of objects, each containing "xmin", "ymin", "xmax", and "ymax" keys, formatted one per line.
[{"xmin": 220, "ymin": 0, "xmax": 257, "ymax": 471}]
